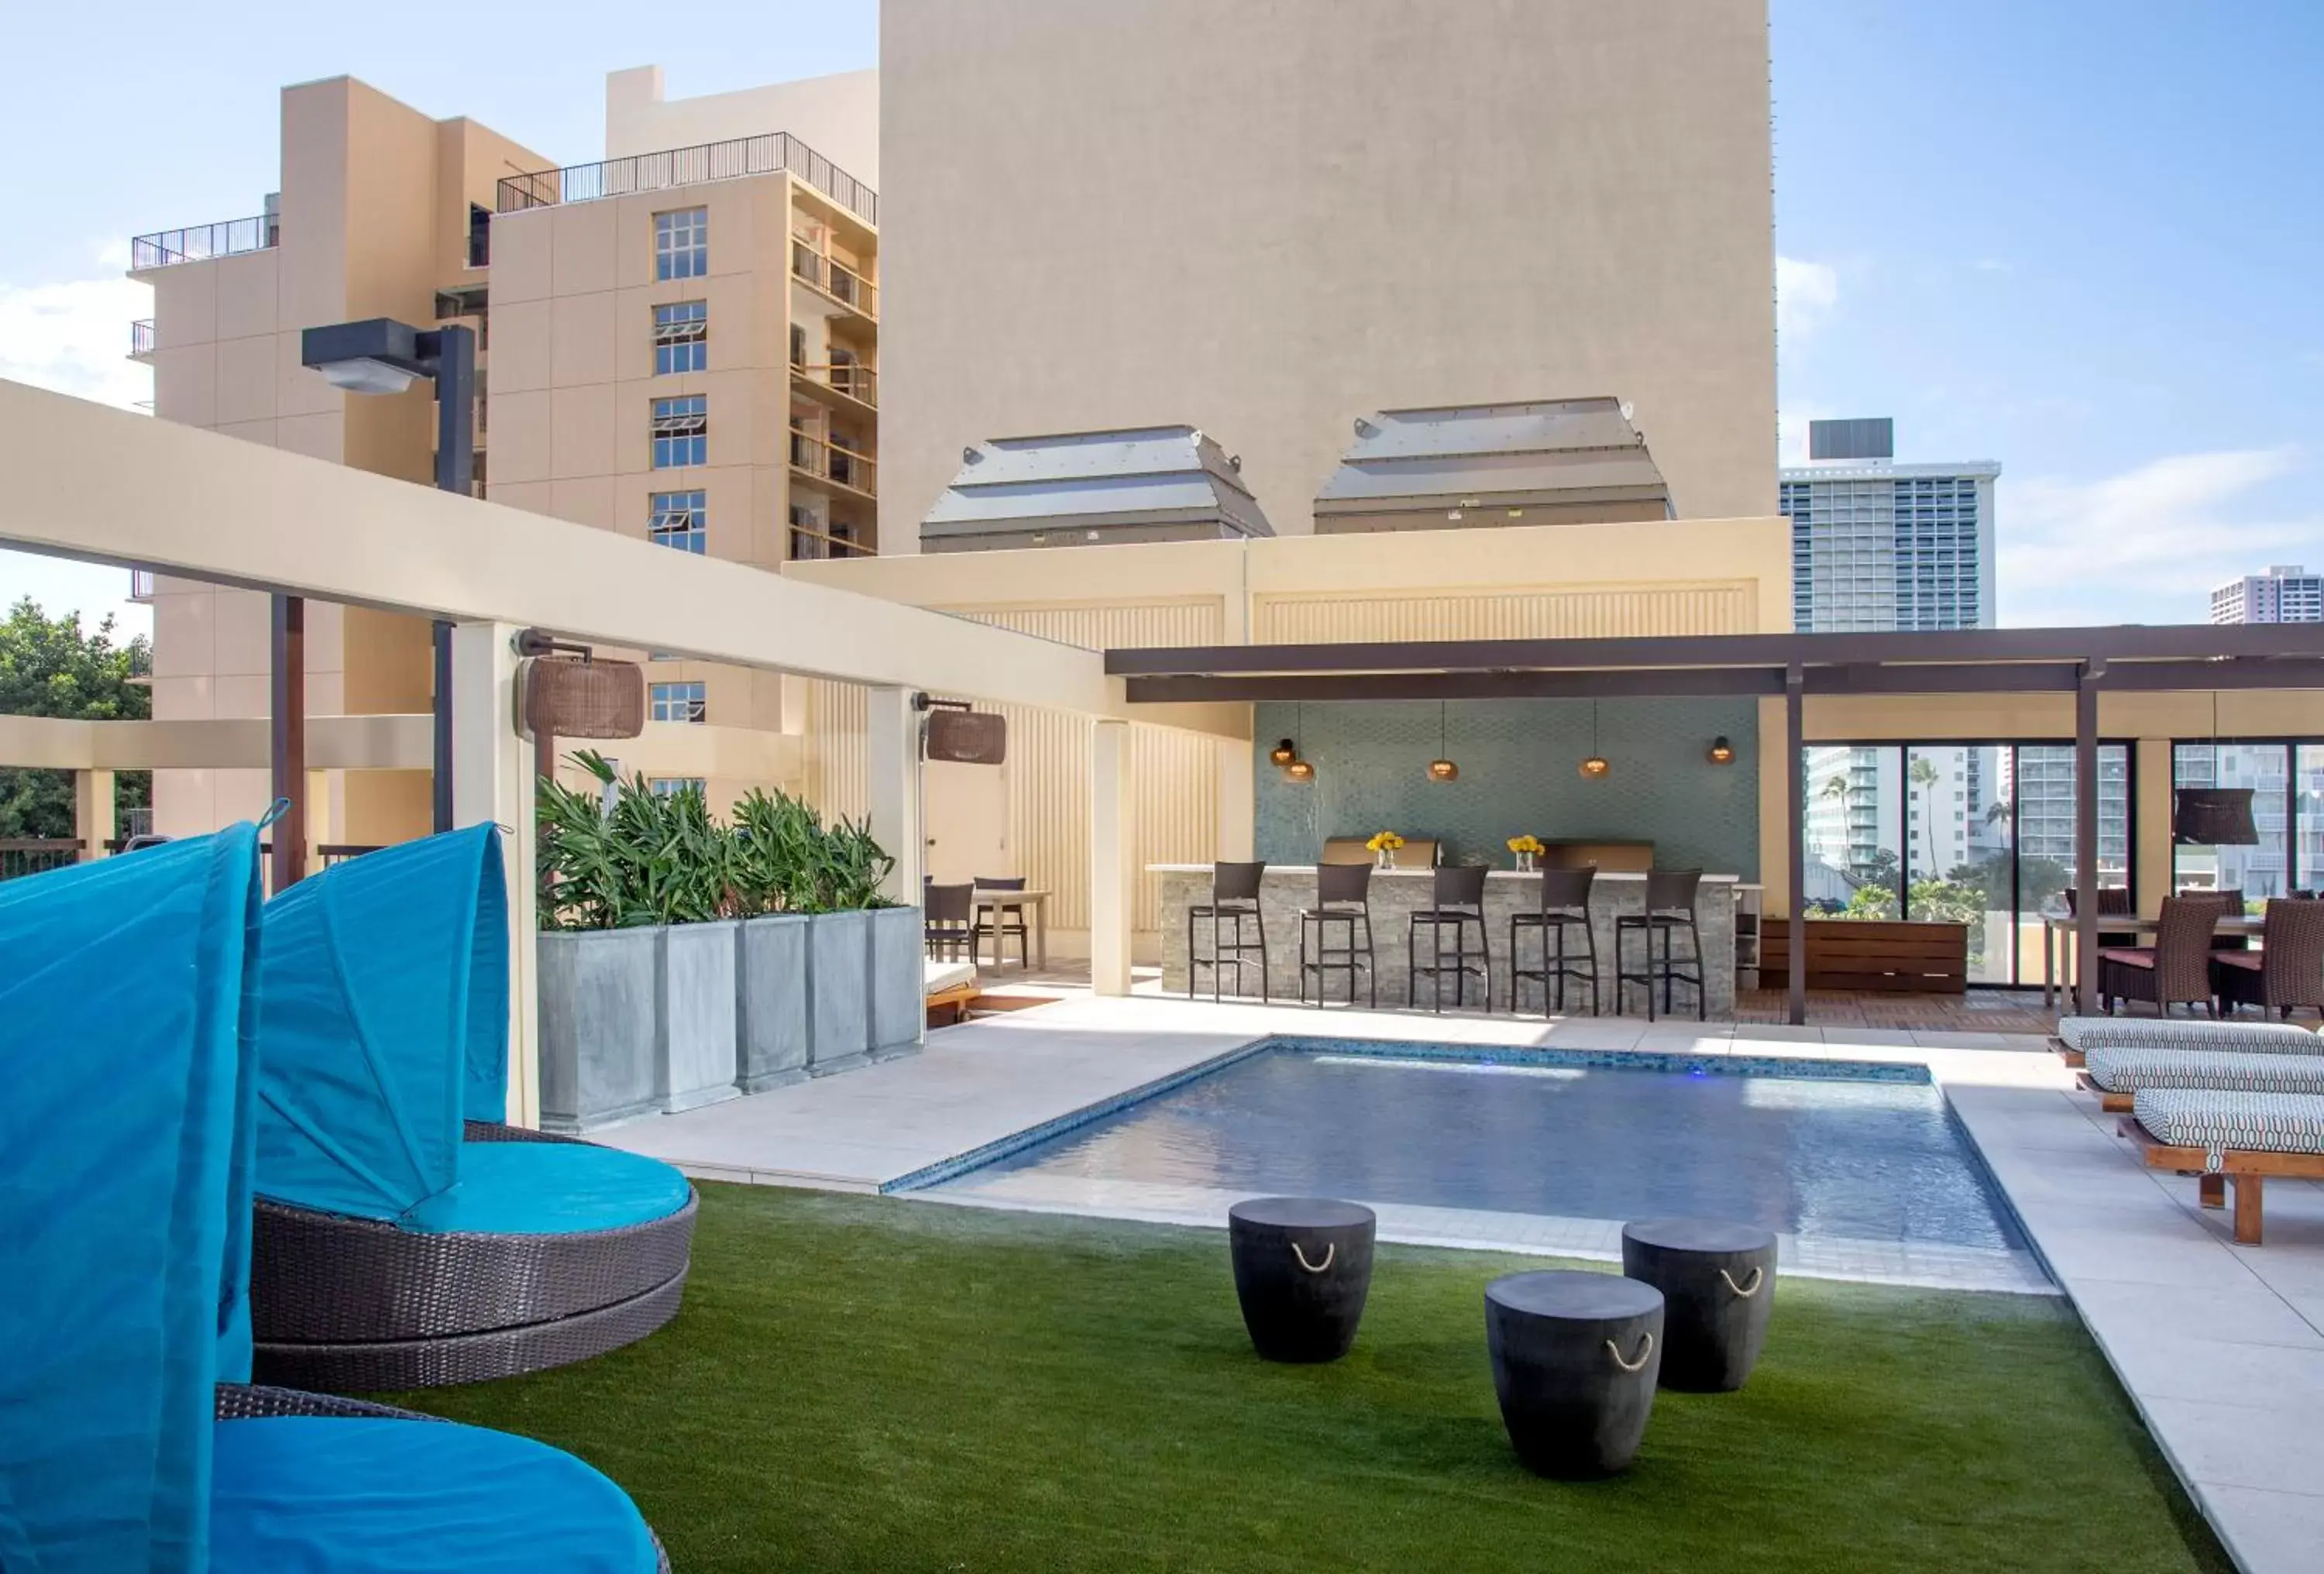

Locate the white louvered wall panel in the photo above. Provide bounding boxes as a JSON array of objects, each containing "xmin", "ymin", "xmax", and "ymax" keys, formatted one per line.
[
  {"xmin": 1254, "ymin": 584, "xmax": 1758, "ymax": 644},
  {"xmin": 803, "ymin": 680, "xmax": 870, "ymax": 822},
  {"xmin": 949, "ymin": 600, "xmax": 1225, "ymax": 934}
]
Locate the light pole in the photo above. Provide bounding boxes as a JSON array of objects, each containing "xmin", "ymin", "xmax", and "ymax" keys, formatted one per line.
[{"xmin": 294, "ymin": 318, "xmax": 477, "ymax": 886}]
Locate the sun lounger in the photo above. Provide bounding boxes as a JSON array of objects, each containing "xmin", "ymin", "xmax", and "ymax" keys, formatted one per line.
[
  {"xmin": 926, "ymin": 957, "xmax": 979, "ymax": 1026},
  {"xmin": 2079, "ymin": 1043, "xmax": 2324, "ymax": 1112},
  {"xmin": 2053, "ymin": 1014, "xmax": 2319, "ymax": 1066},
  {"xmin": 2121, "ymin": 1088, "xmax": 2324, "ymax": 1244}
]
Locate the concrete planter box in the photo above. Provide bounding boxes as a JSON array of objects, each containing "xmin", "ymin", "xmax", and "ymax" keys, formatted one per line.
[
  {"xmin": 737, "ymin": 913, "xmax": 811, "ymax": 1091},
  {"xmin": 868, "ymin": 905, "xmax": 927, "ymax": 1060},
  {"xmin": 538, "ymin": 920, "xmax": 740, "ymax": 1132},
  {"xmin": 806, "ymin": 909, "xmax": 874, "ymax": 1076}
]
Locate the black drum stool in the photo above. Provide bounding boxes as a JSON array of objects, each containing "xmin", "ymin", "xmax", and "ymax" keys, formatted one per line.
[
  {"xmin": 1484, "ymin": 1270, "xmax": 1663, "ymax": 1478},
  {"xmin": 1227, "ymin": 1197, "xmax": 1377, "ymax": 1363},
  {"xmin": 1619, "ymin": 1218, "xmax": 1776, "ymax": 1392}
]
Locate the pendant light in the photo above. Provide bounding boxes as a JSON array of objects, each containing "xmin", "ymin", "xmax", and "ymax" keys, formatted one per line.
[
  {"xmin": 2173, "ymin": 691, "xmax": 2258, "ymax": 845},
  {"xmin": 1579, "ymin": 699, "xmax": 1611, "ymax": 779},
  {"xmin": 1283, "ymin": 702, "xmax": 1316, "ymax": 782},
  {"xmin": 1707, "ymin": 736, "xmax": 1735, "ymax": 765},
  {"xmin": 1426, "ymin": 699, "xmax": 1459, "ymax": 782},
  {"xmin": 1268, "ymin": 739, "xmax": 1298, "ymax": 768}
]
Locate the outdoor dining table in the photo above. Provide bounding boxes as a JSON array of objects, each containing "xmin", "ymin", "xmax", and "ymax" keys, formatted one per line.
[
  {"xmin": 971, "ymin": 885, "xmax": 1050, "ymax": 971},
  {"xmin": 2040, "ymin": 912, "xmax": 2264, "ymax": 1008}
]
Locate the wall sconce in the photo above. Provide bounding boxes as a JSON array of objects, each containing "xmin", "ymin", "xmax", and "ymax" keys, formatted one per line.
[
  {"xmin": 1268, "ymin": 738, "xmax": 1298, "ymax": 768},
  {"xmin": 1707, "ymin": 736, "xmax": 1735, "ymax": 765}
]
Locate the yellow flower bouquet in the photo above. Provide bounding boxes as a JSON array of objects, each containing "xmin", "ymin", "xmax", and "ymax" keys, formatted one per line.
[
  {"xmin": 1364, "ymin": 830, "xmax": 1405, "ymax": 868},
  {"xmin": 1507, "ymin": 833, "xmax": 1545, "ymax": 871}
]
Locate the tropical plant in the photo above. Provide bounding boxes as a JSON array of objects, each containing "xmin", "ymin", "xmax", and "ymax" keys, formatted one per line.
[
  {"xmin": 537, "ymin": 755, "xmax": 897, "ymax": 931},
  {"xmin": 0, "ymin": 599, "xmax": 153, "ymax": 838}
]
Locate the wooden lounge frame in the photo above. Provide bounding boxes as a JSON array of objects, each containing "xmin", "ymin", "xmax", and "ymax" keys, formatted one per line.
[{"xmin": 2118, "ymin": 1115, "xmax": 2324, "ymax": 1245}]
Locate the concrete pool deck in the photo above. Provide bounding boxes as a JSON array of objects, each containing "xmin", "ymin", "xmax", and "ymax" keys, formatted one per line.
[{"xmin": 596, "ymin": 993, "xmax": 2324, "ymax": 1574}]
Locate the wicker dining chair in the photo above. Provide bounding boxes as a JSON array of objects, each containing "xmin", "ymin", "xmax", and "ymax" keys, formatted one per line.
[
  {"xmin": 2098, "ymin": 895, "xmax": 2221, "ymax": 1016},
  {"xmin": 2215, "ymin": 899, "xmax": 2324, "ymax": 1020}
]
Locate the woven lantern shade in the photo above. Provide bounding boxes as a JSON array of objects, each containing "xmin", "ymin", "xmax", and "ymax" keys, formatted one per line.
[
  {"xmin": 521, "ymin": 656, "xmax": 645, "ymax": 741},
  {"xmin": 2173, "ymin": 787, "xmax": 2260, "ymax": 846}
]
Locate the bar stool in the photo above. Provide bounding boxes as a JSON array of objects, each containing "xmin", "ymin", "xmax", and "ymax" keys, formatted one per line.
[
  {"xmin": 1188, "ymin": 861, "xmax": 1269, "ymax": 1002},
  {"xmin": 1614, "ymin": 868, "xmax": 1705, "ymax": 1021},
  {"xmin": 1408, "ymin": 864, "xmax": 1491, "ymax": 1012},
  {"xmin": 1299, "ymin": 861, "xmax": 1377, "ymax": 1008},
  {"xmin": 1511, "ymin": 865, "xmax": 1599, "ymax": 1016}
]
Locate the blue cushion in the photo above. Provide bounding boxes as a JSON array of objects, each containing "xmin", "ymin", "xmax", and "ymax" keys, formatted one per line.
[
  {"xmin": 212, "ymin": 1416, "xmax": 656, "ymax": 1572},
  {"xmin": 397, "ymin": 1140, "xmax": 692, "ymax": 1236}
]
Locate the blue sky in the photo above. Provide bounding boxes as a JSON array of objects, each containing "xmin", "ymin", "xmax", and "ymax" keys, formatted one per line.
[{"xmin": 2, "ymin": 0, "xmax": 2315, "ymax": 634}]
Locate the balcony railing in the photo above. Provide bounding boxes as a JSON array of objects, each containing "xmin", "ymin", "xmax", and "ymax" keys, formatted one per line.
[
  {"xmin": 129, "ymin": 318, "xmax": 155, "ymax": 359},
  {"xmin": 789, "ymin": 242, "xmax": 878, "ymax": 320},
  {"xmin": 131, "ymin": 214, "xmax": 277, "ymax": 270},
  {"xmin": 497, "ymin": 131, "xmax": 876, "ymax": 225},
  {"xmin": 788, "ymin": 521, "xmax": 872, "ymax": 561},
  {"xmin": 129, "ymin": 569, "xmax": 156, "ymax": 603},
  {"xmin": 792, "ymin": 362, "xmax": 877, "ymax": 408},
  {"xmin": 0, "ymin": 840, "xmax": 83, "ymax": 881},
  {"xmin": 789, "ymin": 430, "xmax": 877, "ymax": 498}
]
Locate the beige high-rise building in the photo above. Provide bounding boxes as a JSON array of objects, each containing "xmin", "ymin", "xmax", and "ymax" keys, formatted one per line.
[
  {"xmin": 130, "ymin": 76, "xmax": 545, "ymax": 847},
  {"xmin": 878, "ymin": 0, "xmax": 1776, "ymax": 548}
]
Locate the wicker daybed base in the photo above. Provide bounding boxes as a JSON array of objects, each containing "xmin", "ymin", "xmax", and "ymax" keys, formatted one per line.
[
  {"xmin": 216, "ymin": 1384, "xmax": 671, "ymax": 1572},
  {"xmin": 251, "ymin": 1121, "xmax": 696, "ymax": 1389}
]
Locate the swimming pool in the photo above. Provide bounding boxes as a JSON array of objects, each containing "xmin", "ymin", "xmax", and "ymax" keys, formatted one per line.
[{"xmin": 920, "ymin": 1038, "xmax": 2044, "ymax": 1291}]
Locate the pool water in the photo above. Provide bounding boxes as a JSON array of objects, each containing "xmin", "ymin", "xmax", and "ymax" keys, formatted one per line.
[{"xmin": 935, "ymin": 1041, "xmax": 2026, "ymax": 1255}]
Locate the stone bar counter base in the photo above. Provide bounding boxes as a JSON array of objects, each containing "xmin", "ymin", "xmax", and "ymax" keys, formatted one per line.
[{"xmin": 1153, "ymin": 866, "xmax": 1739, "ymax": 1016}]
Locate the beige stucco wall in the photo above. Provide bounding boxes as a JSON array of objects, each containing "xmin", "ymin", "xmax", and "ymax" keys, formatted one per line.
[
  {"xmin": 606, "ymin": 64, "xmax": 879, "ymax": 187},
  {"xmin": 138, "ymin": 78, "xmax": 550, "ymax": 849},
  {"xmin": 879, "ymin": 0, "xmax": 1776, "ymax": 550}
]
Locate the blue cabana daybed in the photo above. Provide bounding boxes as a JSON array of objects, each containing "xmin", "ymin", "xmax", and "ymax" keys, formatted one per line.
[
  {"xmin": 0, "ymin": 827, "xmax": 665, "ymax": 1571},
  {"xmin": 249, "ymin": 826, "xmax": 696, "ymax": 1390}
]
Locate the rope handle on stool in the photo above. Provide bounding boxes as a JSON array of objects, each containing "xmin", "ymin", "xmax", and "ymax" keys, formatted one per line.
[
  {"xmin": 1720, "ymin": 1266, "xmax": 1765, "ymax": 1298},
  {"xmin": 1605, "ymin": 1332, "xmax": 1655, "ymax": 1373},
  {"xmin": 1291, "ymin": 1242, "xmax": 1335, "ymax": 1274}
]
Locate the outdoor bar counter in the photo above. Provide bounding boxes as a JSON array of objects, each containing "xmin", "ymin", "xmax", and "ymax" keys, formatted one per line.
[{"xmin": 1152, "ymin": 865, "xmax": 1740, "ymax": 1013}]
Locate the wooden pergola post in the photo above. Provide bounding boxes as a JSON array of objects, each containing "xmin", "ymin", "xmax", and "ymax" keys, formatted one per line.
[
  {"xmin": 2074, "ymin": 661, "xmax": 2104, "ymax": 1018},
  {"xmin": 270, "ymin": 593, "xmax": 305, "ymax": 892},
  {"xmin": 1786, "ymin": 662, "xmax": 1807, "ymax": 1026}
]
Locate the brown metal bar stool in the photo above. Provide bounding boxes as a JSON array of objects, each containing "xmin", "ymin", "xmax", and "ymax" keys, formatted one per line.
[
  {"xmin": 1188, "ymin": 860, "xmax": 1269, "ymax": 1002},
  {"xmin": 1408, "ymin": 864, "xmax": 1491, "ymax": 1012},
  {"xmin": 1614, "ymin": 868, "xmax": 1704, "ymax": 1021},
  {"xmin": 1299, "ymin": 861, "xmax": 1377, "ymax": 1008},
  {"xmin": 1511, "ymin": 865, "xmax": 1599, "ymax": 1016}
]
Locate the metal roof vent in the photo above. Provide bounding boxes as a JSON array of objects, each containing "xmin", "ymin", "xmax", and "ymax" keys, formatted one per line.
[
  {"xmin": 921, "ymin": 425, "xmax": 1274, "ymax": 553},
  {"xmin": 1312, "ymin": 397, "xmax": 1674, "ymax": 534}
]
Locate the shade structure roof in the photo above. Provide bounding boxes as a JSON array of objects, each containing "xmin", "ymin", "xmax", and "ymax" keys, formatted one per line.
[
  {"xmin": 252, "ymin": 824, "xmax": 508, "ymax": 1226},
  {"xmin": 1312, "ymin": 397, "xmax": 1673, "ymax": 522},
  {"xmin": 921, "ymin": 424, "xmax": 1274, "ymax": 546},
  {"xmin": 0, "ymin": 825, "xmax": 263, "ymax": 1568}
]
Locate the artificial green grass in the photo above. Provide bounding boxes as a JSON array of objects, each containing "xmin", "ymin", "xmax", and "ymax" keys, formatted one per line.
[{"xmin": 393, "ymin": 1185, "xmax": 2229, "ymax": 1573}]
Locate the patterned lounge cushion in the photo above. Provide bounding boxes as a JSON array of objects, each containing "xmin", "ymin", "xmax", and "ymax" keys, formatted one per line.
[
  {"xmin": 2088, "ymin": 1045, "xmax": 2324, "ymax": 1097},
  {"xmin": 2133, "ymin": 1089, "xmax": 2324, "ymax": 1167},
  {"xmin": 2056, "ymin": 1016, "xmax": 2323, "ymax": 1055}
]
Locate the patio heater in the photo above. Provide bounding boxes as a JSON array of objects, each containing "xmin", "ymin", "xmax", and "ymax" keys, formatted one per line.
[{"xmin": 295, "ymin": 319, "xmax": 477, "ymax": 885}]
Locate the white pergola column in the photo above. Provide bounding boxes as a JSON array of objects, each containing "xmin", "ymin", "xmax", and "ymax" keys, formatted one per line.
[
  {"xmin": 866, "ymin": 686, "xmax": 924, "ymax": 902},
  {"xmin": 1215, "ymin": 737, "xmax": 1255, "ymax": 861},
  {"xmin": 1091, "ymin": 720, "xmax": 1133, "ymax": 996},
  {"xmin": 451, "ymin": 622, "xmax": 539, "ymax": 1129},
  {"xmin": 74, "ymin": 768, "xmax": 114, "ymax": 857}
]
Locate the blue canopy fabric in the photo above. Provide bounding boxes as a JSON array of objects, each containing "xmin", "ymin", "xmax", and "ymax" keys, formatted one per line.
[
  {"xmin": 253, "ymin": 827, "xmax": 509, "ymax": 1225},
  {"xmin": 211, "ymin": 1416, "xmax": 659, "ymax": 1572},
  {"xmin": 0, "ymin": 827, "xmax": 263, "ymax": 1574}
]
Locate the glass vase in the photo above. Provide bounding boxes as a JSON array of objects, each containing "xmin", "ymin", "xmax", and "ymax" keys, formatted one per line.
[
  {"xmin": 1375, "ymin": 849, "xmax": 1395, "ymax": 871},
  {"xmin": 1515, "ymin": 851, "xmax": 1536, "ymax": 873}
]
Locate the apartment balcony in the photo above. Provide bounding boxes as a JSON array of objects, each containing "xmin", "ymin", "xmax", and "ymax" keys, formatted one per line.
[
  {"xmin": 787, "ymin": 520, "xmax": 873, "ymax": 561},
  {"xmin": 788, "ymin": 430, "xmax": 877, "ymax": 500},
  {"xmin": 130, "ymin": 213, "xmax": 278, "ymax": 270},
  {"xmin": 790, "ymin": 243, "xmax": 878, "ymax": 323},
  {"xmin": 497, "ymin": 131, "xmax": 875, "ymax": 225},
  {"xmin": 790, "ymin": 361, "xmax": 877, "ymax": 412},
  {"xmin": 129, "ymin": 319, "xmax": 155, "ymax": 361}
]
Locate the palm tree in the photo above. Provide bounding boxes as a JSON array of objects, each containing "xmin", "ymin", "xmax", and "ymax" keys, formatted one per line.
[{"xmin": 1908, "ymin": 754, "xmax": 1941, "ymax": 883}]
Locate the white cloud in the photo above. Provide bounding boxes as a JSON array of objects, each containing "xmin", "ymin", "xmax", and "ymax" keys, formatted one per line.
[
  {"xmin": 1776, "ymin": 255, "xmax": 1839, "ymax": 340},
  {"xmin": 1999, "ymin": 448, "xmax": 2320, "ymax": 626}
]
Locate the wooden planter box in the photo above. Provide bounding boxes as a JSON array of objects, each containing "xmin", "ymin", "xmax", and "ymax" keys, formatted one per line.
[{"xmin": 1761, "ymin": 918, "xmax": 1968, "ymax": 994}]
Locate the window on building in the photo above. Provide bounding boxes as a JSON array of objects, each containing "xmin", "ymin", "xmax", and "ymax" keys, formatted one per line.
[
  {"xmin": 653, "ymin": 301, "xmax": 707, "ymax": 375},
  {"xmin": 648, "ymin": 777, "xmax": 707, "ymax": 800},
  {"xmin": 789, "ymin": 324, "xmax": 806, "ymax": 367},
  {"xmin": 2172, "ymin": 740, "xmax": 2324, "ymax": 900},
  {"xmin": 467, "ymin": 204, "xmax": 491, "ymax": 269},
  {"xmin": 649, "ymin": 680, "xmax": 707, "ymax": 723},
  {"xmin": 649, "ymin": 490, "xmax": 706, "ymax": 554},
  {"xmin": 651, "ymin": 396, "xmax": 706, "ymax": 469},
  {"xmin": 655, "ymin": 207, "xmax": 708, "ymax": 280}
]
